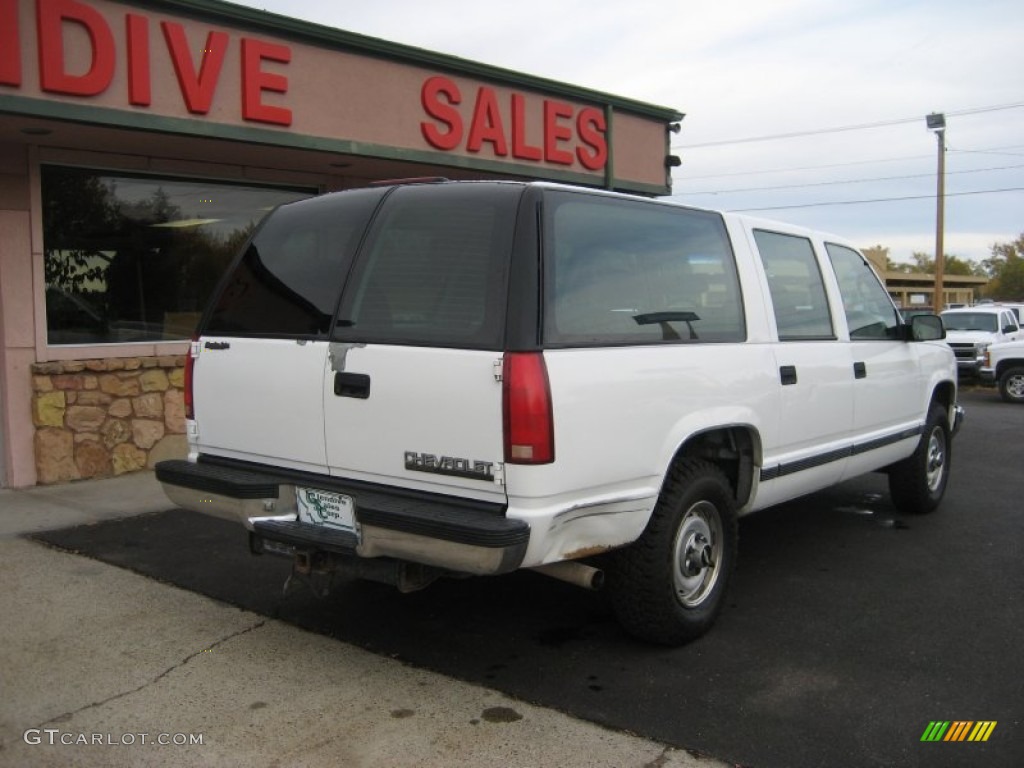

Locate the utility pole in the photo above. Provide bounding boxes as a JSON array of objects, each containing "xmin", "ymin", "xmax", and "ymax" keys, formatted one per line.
[{"xmin": 926, "ymin": 113, "xmax": 946, "ymax": 310}]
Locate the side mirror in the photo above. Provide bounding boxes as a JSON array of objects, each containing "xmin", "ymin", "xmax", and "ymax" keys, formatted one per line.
[{"xmin": 909, "ymin": 314, "xmax": 945, "ymax": 341}]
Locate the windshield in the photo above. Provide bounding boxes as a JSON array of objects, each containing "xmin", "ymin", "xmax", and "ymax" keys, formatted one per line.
[{"xmin": 941, "ymin": 312, "xmax": 998, "ymax": 332}]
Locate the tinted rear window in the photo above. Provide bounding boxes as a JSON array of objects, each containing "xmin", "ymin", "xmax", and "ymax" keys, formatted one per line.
[
  {"xmin": 332, "ymin": 184, "xmax": 521, "ymax": 349},
  {"xmin": 542, "ymin": 191, "xmax": 744, "ymax": 345},
  {"xmin": 204, "ymin": 188, "xmax": 386, "ymax": 337}
]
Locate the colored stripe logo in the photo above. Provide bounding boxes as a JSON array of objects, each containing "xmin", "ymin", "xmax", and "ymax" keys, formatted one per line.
[{"xmin": 921, "ymin": 721, "xmax": 997, "ymax": 742}]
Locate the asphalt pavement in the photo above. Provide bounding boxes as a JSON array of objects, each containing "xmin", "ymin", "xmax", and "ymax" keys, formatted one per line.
[{"xmin": 2, "ymin": 387, "xmax": 1021, "ymax": 767}]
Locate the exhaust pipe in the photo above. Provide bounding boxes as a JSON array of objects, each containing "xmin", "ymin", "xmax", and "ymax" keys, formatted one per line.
[{"xmin": 532, "ymin": 561, "xmax": 605, "ymax": 591}]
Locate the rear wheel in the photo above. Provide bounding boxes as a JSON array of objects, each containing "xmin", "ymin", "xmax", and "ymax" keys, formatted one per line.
[
  {"xmin": 607, "ymin": 460, "xmax": 738, "ymax": 645},
  {"xmin": 997, "ymin": 366, "xmax": 1024, "ymax": 403},
  {"xmin": 888, "ymin": 403, "xmax": 950, "ymax": 515}
]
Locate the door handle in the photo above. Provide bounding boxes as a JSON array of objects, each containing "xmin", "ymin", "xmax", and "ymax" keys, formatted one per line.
[
  {"xmin": 780, "ymin": 365, "xmax": 798, "ymax": 386},
  {"xmin": 854, "ymin": 361, "xmax": 867, "ymax": 379},
  {"xmin": 334, "ymin": 372, "xmax": 371, "ymax": 399}
]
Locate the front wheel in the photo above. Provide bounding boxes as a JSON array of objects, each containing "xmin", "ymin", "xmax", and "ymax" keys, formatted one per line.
[
  {"xmin": 997, "ymin": 366, "xmax": 1024, "ymax": 403},
  {"xmin": 606, "ymin": 460, "xmax": 738, "ymax": 645},
  {"xmin": 888, "ymin": 403, "xmax": 951, "ymax": 515}
]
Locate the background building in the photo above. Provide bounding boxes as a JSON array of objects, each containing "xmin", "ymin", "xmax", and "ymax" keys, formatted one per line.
[{"xmin": 862, "ymin": 247, "xmax": 988, "ymax": 309}]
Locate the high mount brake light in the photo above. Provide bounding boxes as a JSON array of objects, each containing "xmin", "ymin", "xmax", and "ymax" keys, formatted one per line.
[{"xmin": 502, "ymin": 352, "xmax": 554, "ymax": 465}]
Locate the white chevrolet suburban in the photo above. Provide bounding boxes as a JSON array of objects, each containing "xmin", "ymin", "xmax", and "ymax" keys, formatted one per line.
[{"xmin": 157, "ymin": 180, "xmax": 963, "ymax": 645}]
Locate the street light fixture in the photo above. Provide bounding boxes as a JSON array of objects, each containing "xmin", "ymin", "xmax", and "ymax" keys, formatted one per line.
[{"xmin": 926, "ymin": 112, "xmax": 946, "ymax": 310}]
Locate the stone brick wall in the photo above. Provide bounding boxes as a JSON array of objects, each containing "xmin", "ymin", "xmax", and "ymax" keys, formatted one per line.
[{"xmin": 30, "ymin": 356, "xmax": 188, "ymax": 484}]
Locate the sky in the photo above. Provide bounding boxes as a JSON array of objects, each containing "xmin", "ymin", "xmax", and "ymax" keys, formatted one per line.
[{"xmin": 230, "ymin": 0, "xmax": 1024, "ymax": 266}]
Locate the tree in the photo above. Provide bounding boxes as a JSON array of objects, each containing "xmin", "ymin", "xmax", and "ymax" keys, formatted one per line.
[
  {"xmin": 908, "ymin": 252, "xmax": 986, "ymax": 277},
  {"xmin": 42, "ymin": 171, "xmax": 119, "ymax": 294},
  {"xmin": 982, "ymin": 233, "xmax": 1024, "ymax": 300}
]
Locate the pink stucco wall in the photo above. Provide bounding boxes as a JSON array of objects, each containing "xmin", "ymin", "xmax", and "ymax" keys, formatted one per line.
[{"xmin": 0, "ymin": 143, "xmax": 37, "ymax": 486}]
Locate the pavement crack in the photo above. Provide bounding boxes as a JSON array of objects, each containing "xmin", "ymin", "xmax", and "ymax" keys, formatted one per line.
[
  {"xmin": 33, "ymin": 618, "xmax": 267, "ymax": 728},
  {"xmin": 642, "ymin": 746, "xmax": 672, "ymax": 768}
]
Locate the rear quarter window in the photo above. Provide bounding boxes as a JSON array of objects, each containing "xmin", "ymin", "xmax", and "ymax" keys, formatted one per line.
[{"xmin": 542, "ymin": 192, "xmax": 745, "ymax": 346}]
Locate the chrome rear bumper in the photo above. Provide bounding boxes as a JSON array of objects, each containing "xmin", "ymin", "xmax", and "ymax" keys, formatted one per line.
[{"xmin": 156, "ymin": 459, "xmax": 528, "ymax": 576}]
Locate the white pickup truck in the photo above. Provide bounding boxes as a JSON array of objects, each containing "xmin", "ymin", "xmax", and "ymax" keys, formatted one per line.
[
  {"xmin": 157, "ymin": 180, "xmax": 963, "ymax": 645},
  {"xmin": 940, "ymin": 306, "xmax": 1023, "ymax": 375},
  {"xmin": 981, "ymin": 338, "xmax": 1024, "ymax": 402}
]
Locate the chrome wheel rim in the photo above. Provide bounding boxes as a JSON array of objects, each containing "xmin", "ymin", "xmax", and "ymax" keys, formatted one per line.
[
  {"xmin": 672, "ymin": 500, "xmax": 723, "ymax": 607},
  {"xmin": 1006, "ymin": 374, "xmax": 1024, "ymax": 400},
  {"xmin": 925, "ymin": 426, "xmax": 947, "ymax": 492}
]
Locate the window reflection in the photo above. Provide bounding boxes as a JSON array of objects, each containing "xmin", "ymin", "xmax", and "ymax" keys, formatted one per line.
[{"xmin": 41, "ymin": 167, "xmax": 312, "ymax": 345}]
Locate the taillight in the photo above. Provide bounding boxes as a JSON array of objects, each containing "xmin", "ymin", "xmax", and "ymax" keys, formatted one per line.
[
  {"xmin": 184, "ymin": 337, "xmax": 197, "ymax": 420},
  {"xmin": 502, "ymin": 352, "xmax": 554, "ymax": 464}
]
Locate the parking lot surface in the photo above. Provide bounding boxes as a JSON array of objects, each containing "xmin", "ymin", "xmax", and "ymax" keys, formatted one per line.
[{"xmin": 9, "ymin": 388, "xmax": 1024, "ymax": 767}]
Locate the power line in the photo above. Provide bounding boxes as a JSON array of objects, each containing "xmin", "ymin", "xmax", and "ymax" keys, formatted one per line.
[
  {"xmin": 673, "ymin": 102, "xmax": 1024, "ymax": 149},
  {"xmin": 674, "ymin": 145, "xmax": 1024, "ymax": 182},
  {"xmin": 672, "ymin": 164, "xmax": 1024, "ymax": 196},
  {"xmin": 949, "ymin": 146, "xmax": 1024, "ymax": 159},
  {"xmin": 673, "ymin": 153, "xmax": 935, "ymax": 181},
  {"xmin": 731, "ymin": 187, "xmax": 1024, "ymax": 213}
]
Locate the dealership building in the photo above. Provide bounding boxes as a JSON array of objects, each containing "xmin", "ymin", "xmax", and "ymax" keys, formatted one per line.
[{"xmin": 0, "ymin": 0, "xmax": 681, "ymax": 487}]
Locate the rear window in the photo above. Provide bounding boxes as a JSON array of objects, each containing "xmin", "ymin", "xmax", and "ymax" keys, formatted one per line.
[
  {"xmin": 332, "ymin": 183, "xmax": 521, "ymax": 349},
  {"xmin": 542, "ymin": 191, "xmax": 744, "ymax": 345},
  {"xmin": 203, "ymin": 188, "xmax": 386, "ymax": 337}
]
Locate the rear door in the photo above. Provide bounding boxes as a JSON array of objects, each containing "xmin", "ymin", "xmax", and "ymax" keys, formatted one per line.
[
  {"xmin": 323, "ymin": 183, "xmax": 523, "ymax": 503},
  {"xmin": 193, "ymin": 188, "xmax": 386, "ymax": 473},
  {"xmin": 749, "ymin": 228, "xmax": 853, "ymax": 500}
]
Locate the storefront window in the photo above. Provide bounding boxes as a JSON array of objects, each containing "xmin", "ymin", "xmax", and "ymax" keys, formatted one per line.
[{"xmin": 41, "ymin": 166, "xmax": 313, "ymax": 345}]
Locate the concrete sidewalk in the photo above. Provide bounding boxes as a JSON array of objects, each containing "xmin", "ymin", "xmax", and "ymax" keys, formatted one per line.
[
  {"xmin": 0, "ymin": 472, "xmax": 728, "ymax": 768},
  {"xmin": 0, "ymin": 471, "xmax": 173, "ymax": 537}
]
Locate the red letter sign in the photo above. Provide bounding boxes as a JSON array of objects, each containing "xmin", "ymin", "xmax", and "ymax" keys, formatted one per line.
[
  {"xmin": 37, "ymin": 0, "xmax": 115, "ymax": 96},
  {"xmin": 420, "ymin": 76, "xmax": 463, "ymax": 151},
  {"xmin": 125, "ymin": 14, "xmax": 150, "ymax": 106},
  {"xmin": 0, "ymin": 0, "xmax": 20, "ymax": 86},
  {"xmin": 511, "ymin": 93, "xmax": 542, "ymax": 161},
  {"xmin": 543, "ymin": 100, "xmax": 574, "ymax": 166},
  {"xmin": 466, "ymin": 86, "xmax": 508, "ymax": 156},
  {"xmin": 161, "ymin": 22, "xmax": 227, "ymax": 115},
  {"xmin": 576, "ymin": 107, "xmax": 607, "ymax": 171},
  {"xmin": 241, "ymin": 38, "xmax": 291, "ymax": 126}
]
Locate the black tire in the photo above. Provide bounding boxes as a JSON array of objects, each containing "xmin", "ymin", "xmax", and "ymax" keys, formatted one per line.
[
  {"xmin": 888, "ymin": 403, "xmax": 951, "ymax": 515},
  {"xmin": 997, "ymin": 366, "xmax": 1024, "ymax": 403},
  {"xmin": 606, "ymin": 459, "xmax": 738, "ymax": 646}
]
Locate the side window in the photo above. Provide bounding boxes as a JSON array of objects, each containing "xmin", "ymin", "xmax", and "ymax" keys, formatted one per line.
[
  {"xmin": 825, "ymin": 243, "xmax": 901, "ymax": 340},
  {"xmin": 543, "ymin": 193, "xmax": 745, "ymax": 345},
  {"xmin": 752, "ymin": 230, "xmax": 834, "ymax": 341}
]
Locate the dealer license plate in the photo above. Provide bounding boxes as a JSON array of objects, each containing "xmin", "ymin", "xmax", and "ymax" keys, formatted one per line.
[{"xmin": 296, "ymin": 487, "xmax": 358, "ymax": 537}]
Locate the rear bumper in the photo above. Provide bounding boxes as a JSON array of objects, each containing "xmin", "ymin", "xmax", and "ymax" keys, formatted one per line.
[{"xmin": 155, "ymin": 459, "xmax": 528, "ymax": 576}]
